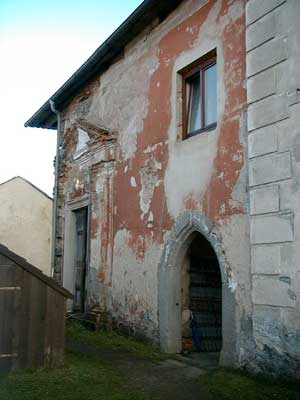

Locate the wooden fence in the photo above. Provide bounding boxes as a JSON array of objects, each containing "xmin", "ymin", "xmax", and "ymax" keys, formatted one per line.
[{"xmin": 0, "ymin": 243, "xmax": 72, "ymax": 372}]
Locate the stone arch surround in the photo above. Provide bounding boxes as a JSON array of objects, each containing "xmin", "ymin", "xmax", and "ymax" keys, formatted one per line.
[{"xmin": 158, "ymin": 211, "xmax": 238, "ymax": 366}]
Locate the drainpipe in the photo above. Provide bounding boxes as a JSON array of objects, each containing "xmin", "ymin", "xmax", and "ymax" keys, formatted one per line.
[{"xmin": 49, "ymin": 99, "xmax": 61, "ymax": 279}]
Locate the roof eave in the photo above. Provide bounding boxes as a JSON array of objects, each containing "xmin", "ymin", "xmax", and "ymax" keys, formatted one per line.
[{"xmin": 24, "ymin": 0, "xmax": 183, "ymax": 129}]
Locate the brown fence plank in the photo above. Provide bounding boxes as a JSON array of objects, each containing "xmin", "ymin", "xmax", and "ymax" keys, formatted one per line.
[
  {"xmin": 0, "ymin": 264, "xmax": 18, "ymax": 287},
  {"xmin": 18, "ymin": 269, "xmax": 31, "ymax": 369},
  {"xmin": 26, "ymin": 276, "xmax": 47, "ymax": 369},
  {"xmin": 51, "ymin": 292, "xmax": 66, "ymax": 368},
  {"xmin": 11, "ymin": 285, "xmax": 21, "ymax": 371},
  {"xmin": 0, "ymin": 291, "xmax": 14, "ymax": 355},
  {"xmin": 43, "ymin": 287, "xmax": 66, "ymax": 368},
  {"xmin": 44, "ymin": 286, "xmax": 55, "ymax": 368},
  {"xmin": 0, "ymin": 254, "xmax": 15, "ymax": 266}
]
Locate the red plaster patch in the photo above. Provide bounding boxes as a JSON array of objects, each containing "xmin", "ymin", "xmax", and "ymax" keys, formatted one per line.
[
  {"xmin": 70, "ymin": 188, "xmax": 86, "ymax": 200},
  {"xmin": 184, "ymin": 195, "xmax": 199, "ymax": 210},
  {"xmin": 203, "ymin": 2, "xmax": 247, "ymax": 222},
  {"xmin": 127, "ymin": 233, "xmax": 147, "ymax": 261},
  {"xmin": 97, "ymin": 271, "xmax": 105, "ymax": 283},
  {"xmin": 90, "ymin": 215, "xmax": 99, "ymax": 240},
  {"xmin": 113, "ymin": 0, "xmax": 216, "ymax": 260}
]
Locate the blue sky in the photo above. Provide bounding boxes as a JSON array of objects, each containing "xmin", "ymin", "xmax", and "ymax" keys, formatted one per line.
[
  {"xmin": 1, "ymin": 1, "xmax": 142, "ymax": 32},
  {"xmin": 0, "ymin": 0, "xmax": 142, "ymax": 195}
]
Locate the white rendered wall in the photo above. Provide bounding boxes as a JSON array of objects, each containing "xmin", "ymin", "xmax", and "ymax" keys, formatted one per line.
[{"xmin": 0, "ymin": 177, "xmax": 52, "ymax": 276}]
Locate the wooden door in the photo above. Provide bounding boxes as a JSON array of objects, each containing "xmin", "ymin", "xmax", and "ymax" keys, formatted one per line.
[
  {"xmin": 189, "ymin": 256, "xmax": 222, "ymax": 352},
  {"xmin": 73, "ymin": 208, "xmax": 88, "ymax": 313}
]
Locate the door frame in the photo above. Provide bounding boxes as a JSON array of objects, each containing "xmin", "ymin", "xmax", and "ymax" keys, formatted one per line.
[{"xmin": 62, "ymin": 196, "xmax": 90, "ymax": 312}]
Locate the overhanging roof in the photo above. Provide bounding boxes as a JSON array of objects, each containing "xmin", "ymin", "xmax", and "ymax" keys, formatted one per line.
[{"xmin": 25, "ymin": 0, "xmax": 183, "ymax": 130}]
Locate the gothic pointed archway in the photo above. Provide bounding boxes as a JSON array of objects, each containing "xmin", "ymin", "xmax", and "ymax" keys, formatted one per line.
[{"xmin": 158, "ymin": 211, "xmax": 237, "ymax": 366}]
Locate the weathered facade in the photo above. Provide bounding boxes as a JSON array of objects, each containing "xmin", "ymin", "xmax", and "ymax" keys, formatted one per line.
[{"xmin": 26, "ymin": 0, "xmax": 300, "ymax": 377}]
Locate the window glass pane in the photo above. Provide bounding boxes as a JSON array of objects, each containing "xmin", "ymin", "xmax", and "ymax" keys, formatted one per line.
[
  {"xmin": 188, "ymin": 75, "xmax": 201, "ymax": 133},
  {"xmin": 204, "ymin": 63, "xmax": 217, "ymax": 126}
]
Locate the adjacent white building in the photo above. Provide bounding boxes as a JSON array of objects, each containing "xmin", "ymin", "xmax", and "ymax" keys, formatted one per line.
[{"xmin": 0, "ymin": 176, "xmax": 52, "ymax": 276}]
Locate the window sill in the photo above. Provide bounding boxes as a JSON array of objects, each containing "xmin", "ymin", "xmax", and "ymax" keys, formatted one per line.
[{"xmin": 184, "ymin": 123, "xmax": 217, "ymax": 140}]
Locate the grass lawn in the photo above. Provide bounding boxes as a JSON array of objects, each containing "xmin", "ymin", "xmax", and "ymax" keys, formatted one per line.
[
  {"xmin": 0, "ymin": 349, "xmax": 146, "ymax": 400},
  {"xmin": 0, "ymin": 322, "xmax": 299, "ymax": 400}
]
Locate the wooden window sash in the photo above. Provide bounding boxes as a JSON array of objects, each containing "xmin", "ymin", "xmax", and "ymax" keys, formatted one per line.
[
  {"xmin": 181, "ymin": 52, "xmax": 216, "ymax": 139},
  {"xmin": 201, "ymin": 68, "xmax": 205, "ymax": 131},
  {"xmin": 203, "ymin": 61, "xmax": 217, "ymax": 130},
  {"xmin": 184, "ymin": 72, "xmax": 199, "ymax": 139},
  {"xmin": 187, "ymin": 77, "xmax": 193, "ymax": 135}
]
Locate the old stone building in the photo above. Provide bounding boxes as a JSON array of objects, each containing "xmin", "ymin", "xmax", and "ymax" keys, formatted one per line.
[{"xmin": 26, "ymin": 0, "xmax": 300, "ymax": 377}]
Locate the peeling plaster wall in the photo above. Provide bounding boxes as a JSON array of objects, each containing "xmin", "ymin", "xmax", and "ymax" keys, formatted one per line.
[
  {"xmin": 55, "ymin": 0, "xmax": 250, "ymax": 364},
  {"xmin": 109, "ymin": 228, "xmax": 162, "ymax": 339}
]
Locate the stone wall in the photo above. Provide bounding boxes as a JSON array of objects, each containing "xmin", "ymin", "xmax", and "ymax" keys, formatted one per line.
[{"xmin": 246, "ymin": 0, "xmax": 300, "ymax": 377}]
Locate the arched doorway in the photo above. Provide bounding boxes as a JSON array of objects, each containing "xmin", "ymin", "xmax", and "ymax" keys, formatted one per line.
[
  {"xmin": 159, "ymin": 211, "xmax": 237, "ymax": 365},
  {"xmin": 181, "ymin": 232, "xmax": 222, "ymax": 353}
]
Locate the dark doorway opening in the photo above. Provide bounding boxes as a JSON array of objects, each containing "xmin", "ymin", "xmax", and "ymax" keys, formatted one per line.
[
  {"xmin": 182, "ymin": 232, "xmax": 222, "ymax": 353},
  {"xmin": 73, "ymin": 207, "xmax": 88, "ymax": 313}
]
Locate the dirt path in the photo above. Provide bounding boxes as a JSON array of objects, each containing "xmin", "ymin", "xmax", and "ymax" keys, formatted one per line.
[{"xmin": 67, "ymin": 339, "xmax": 214, "ymax": 400}]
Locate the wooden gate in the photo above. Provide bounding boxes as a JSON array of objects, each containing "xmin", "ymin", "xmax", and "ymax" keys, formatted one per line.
[{"xmin": 0, "ymin": 244, "xmax": 72, "ymax": 372}]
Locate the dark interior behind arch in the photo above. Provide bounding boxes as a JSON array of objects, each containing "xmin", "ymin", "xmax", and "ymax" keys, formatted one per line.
[{"xmin": 182, "ymin": 232, "xmax": 222, "ymax": 353}]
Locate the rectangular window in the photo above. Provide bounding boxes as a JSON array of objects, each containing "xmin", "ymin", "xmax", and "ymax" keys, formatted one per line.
[{"xmin": 182, "ymin": 51, "xmax": 217, "ymax": 139}]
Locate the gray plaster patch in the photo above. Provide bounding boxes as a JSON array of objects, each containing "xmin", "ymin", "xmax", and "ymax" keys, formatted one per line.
[
  {"xmin": 74, "ymin": 128, "xmax": 90, "ymax": 160},
  {"xmin": 139, "ymin": 158, "xmax": 160, "ymax": 218},
  {"xmin": 293, "ymin": 132, "xmax": 300, "ymax": 162}
]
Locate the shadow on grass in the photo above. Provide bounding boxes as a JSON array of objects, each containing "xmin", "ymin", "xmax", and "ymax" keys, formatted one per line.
[
  {"xmin": 1, "ymin": 322, "xmax": 299, "ymax": 400},
  {"xmin": 0, "ymin": 350, "xmax": 147, "ymax": 400},
  {"xmin": 66, "ymin": 320, "xmax": 165, "ymax": 361},
  {"xmin": 199, "ymin": 368, "xmax": 300, "ymax": 400}
]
